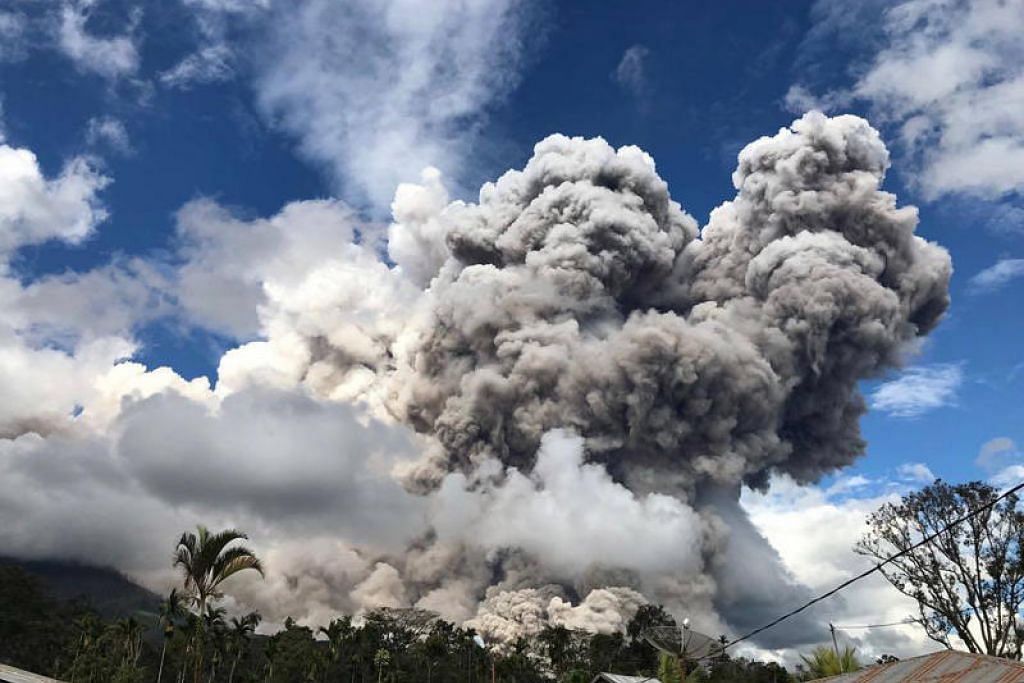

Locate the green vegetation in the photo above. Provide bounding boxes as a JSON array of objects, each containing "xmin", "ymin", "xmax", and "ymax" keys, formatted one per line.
[
  {"xmin": 798, "ymin": 646, "xmax": 860, "ymax": 679},
  {"xmin": 0, "ymin": 528, "xmax": 811, "ymax": 682}
]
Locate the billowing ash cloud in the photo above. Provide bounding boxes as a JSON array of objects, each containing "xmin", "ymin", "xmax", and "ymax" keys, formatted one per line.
[
  {"xmin": 279, "ymin": 111, "xmax": 947, "ymax": 645},
  {"xmin": 389, "ymin": 112, "xmax": 950, "ymax": 496},
  {"xmin": 465, "ymin": 585, "xmax": 647, "ymax": 645},
  {"xmin": 0, "ymin": 112, "xmax": 950, "ymax": 649}
]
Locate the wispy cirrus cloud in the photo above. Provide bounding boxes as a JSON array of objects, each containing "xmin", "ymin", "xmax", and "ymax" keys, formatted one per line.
[
  {"xmin": 612, "ymin": 45, "xmax": 651, "ymax": 100},
  {"xmin": 968, "ymin": 258, "xmax": 1024, "ymax": 294},
  {"xmin": 0, "ymin": 10, "xmax": 28, "ymax": 62},
  {"xmin": 159, "ymin": 44, "xmax": 234, "ymax": 89},
  {"xmin": 871, "ymin": 363, "xmax": 963, "ymax": 418}
]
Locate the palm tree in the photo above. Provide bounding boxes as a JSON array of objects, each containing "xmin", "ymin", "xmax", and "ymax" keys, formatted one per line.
[
  {"xmin": 158, "ymin": 589, "xmax": 186, "ymax": 683},
  {"xmin": 228, "ymin": 612, "xmax": 261, "ymax": 683},
  {"xmin": 203, "ymin": 605, "xmax": 228, "ymax": 682},
  {"xmin": 374, "ymin": 648, "xmax": 390, "ymax": 683},
  {"xmin": 174, "ymin": 525, "xmax": 264, "ymax": 683},
  {"xmin": 174, "ymin": 526, "xmax": 264, "ymax": 614},
  {"xmin": 800, "ymin": 646, "xmax": 860, "ymax": 679}
]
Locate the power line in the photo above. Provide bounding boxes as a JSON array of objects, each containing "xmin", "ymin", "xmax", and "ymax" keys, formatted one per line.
[
  {"xmin": 702, "ymin": 478, "xmax": 1024, "ymax": 659},
  {"xmin": 832, "ymin": 618, "xmax": 920, "ymax": 630},
  {"xmin": 833, "ymin": 605, "xmax": 973, "ymax": 631}
]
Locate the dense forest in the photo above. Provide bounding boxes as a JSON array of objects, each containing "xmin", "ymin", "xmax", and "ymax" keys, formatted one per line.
[{"xmin": 0, "ymin": 561, "xmax": 797, "ymax": 683}]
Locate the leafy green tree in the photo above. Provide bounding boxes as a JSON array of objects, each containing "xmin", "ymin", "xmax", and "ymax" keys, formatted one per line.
[
  {"xmin": 318, "ymin": 616, "xmax": 352, "ymax": 682},
  {"xmin": 265, "ymin": 617, "xmax": 324, "ymax": 683},
  {"xmin": 540, "ymin": 625, "xmax": 590, "ymax": 679},
  {"xmin": 799, "ymin": 646, "xmax": 859, "ymax": 679},
  {"xmin": 694, "ymin": 655, "xmax": 793, "ymax": 682}
]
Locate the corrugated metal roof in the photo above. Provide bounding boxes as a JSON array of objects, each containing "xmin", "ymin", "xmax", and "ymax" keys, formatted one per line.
[
  {"xmin": 813, "ymin": 650, "xmax": 1024, "ymax": 682},
  {"xmin": 0, "ymin": 664, "xmax": 64, "ymax": 683},
  {"xmin": 590, "ymin": 674, "xmax": 657, "ymax": 683}
]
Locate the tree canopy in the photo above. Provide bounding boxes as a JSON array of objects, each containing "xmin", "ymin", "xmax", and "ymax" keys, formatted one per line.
[{"xmin": 856, "ymin": 480, "xmax": 1024, "ymax": 657}]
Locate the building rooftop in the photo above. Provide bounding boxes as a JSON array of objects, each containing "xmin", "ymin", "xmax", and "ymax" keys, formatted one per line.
[
  {"xmin": 814, "ymin": 650, "xmax": 1024, "ymax": 682},
  {"xmin": 0, "ymin": 664, "xmax": 64, "ymax": 683}
]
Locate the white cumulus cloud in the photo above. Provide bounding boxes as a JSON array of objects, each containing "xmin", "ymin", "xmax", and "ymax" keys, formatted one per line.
[
  {"xmin": 896, "ymin": 462, "xmax": 934, "ymax": 484},
  {"xmin": 871, "ymin": 363, "xmax": 963, "ymax": 418},
  {"xmin": 742, "ymin": 476, "xmax": 939, "ymax": 663},
  {"xmin": 792, "ymin": 0, "xmax": 1024, "ymax": 201},
  {"xmin": 0, "ymin": 143, "xmax": 109, "ymax": 254}
]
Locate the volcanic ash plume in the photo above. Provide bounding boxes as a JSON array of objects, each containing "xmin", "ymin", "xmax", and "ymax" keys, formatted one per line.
[
  {"xmin": 374, "ymin": 112, "xmax": 949, "ymax": 643},
  {"xmin": 390, "ymin": 111, "xmax": 950, "ymax": 496},
  {"xmin": 196, "ymin": 112, "xmax": 954, "ymax": 645}
]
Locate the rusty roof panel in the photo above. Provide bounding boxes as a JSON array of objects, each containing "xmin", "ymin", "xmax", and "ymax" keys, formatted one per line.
[{"xmin": 814, "ymin": 651, "xmax": 1024, "ymax": 682}]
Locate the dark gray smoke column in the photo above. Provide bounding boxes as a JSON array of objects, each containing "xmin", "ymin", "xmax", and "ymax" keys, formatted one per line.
[{"xmin": 397, "ymin": 111, "xmax": 951, "ymax": 495}]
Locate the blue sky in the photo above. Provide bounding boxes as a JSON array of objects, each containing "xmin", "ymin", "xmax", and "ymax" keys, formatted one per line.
[
  {"xmin": 1, "ymin": 0, "xmax": 1022, "ymax": 657},
  {"xmin": 4, "ymin": 0, "xmax": 1018, "ymax": 485}
]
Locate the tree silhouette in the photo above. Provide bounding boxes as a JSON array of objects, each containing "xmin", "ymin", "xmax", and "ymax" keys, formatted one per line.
[{"xmin": 858, "ymin": 480, "xmax": 1024, "ymax": 657}]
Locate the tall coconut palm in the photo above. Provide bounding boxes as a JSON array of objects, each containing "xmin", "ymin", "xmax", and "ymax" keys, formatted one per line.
[
  {"xmin": 174, "ymin": 525, "xmax": 263, "ymax": 683},
  {"xmin": 158, "ymin": 589, "xmax": 186, "ymax": 683}
]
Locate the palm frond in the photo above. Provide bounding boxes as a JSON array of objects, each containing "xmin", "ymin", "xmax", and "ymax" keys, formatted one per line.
[
  {"xmin": 197, "ymin": 528, "xmax": 249, "ymax": 572},
  {"xmin": 211, "ymin": 545, "xmax": 264, "ymax": 587},
  {"xmin": 172, "ymin": 524, "xmax": 263, "ymax": 616}
]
